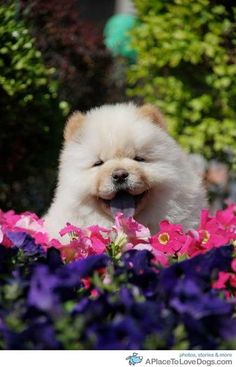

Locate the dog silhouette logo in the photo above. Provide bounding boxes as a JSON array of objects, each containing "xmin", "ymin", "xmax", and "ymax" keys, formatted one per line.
[{"xmin": 126, "ymin": 352, "xmax": 143, "ymax": 365}]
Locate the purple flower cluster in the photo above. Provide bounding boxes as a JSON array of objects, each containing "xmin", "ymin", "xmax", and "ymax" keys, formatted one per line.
[{"xmin": 0, "ymin": 234, "xmax": 235, "ymax": 350}]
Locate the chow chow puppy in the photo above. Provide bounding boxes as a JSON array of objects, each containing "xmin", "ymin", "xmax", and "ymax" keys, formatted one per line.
[{"xmin": 44, "ymin": 103, "xmax": 206, "ymax": 239}]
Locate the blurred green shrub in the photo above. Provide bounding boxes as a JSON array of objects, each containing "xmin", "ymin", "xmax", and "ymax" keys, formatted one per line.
[
  {"xmin": 128, "ymin": 0, "xmax": 236, "ymax": 165},
  {"xmin": 0, "ymin": 2, "xmax": 65, "ymax": 214}
]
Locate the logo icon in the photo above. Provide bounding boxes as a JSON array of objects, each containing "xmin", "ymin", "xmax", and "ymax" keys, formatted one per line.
[{"xmin": 126, "ymin": 352, "xmax": 143, "ymax": 366}]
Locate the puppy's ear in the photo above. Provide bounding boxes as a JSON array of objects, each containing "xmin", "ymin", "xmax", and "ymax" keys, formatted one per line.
[
  {"xmin": 64, "ymin": 111, "xmax": 85, "ymax": 142},
  {"xmin": 138, "ymin": 104, "xmax": 166, "ymax": 130}
]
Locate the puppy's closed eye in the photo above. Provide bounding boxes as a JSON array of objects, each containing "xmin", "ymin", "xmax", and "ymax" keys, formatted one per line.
[
  {"xmin": 93, "ymin": 160, "xmax": 104, "ymax": 167},
  {"xmin": 134, "ymin": 156, "xmax": 146, "ymax": 162}
]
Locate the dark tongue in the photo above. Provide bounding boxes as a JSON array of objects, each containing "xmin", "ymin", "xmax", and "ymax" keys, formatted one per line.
[{"xmin": 110, "ymin": 191, "xmax": 135, "ymax": 218}]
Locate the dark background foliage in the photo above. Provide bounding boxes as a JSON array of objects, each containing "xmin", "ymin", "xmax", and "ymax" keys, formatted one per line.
[
  {"xmin": 0, "ymin": 2, "xmax": 65, "ymax": 214},
  {"xmin": 20, "ymin": 0, "xmax": 114, "ymax": 111},
  {"xmin": 0, "ymin": 0, "xmax": 126, "ymax": 215}
]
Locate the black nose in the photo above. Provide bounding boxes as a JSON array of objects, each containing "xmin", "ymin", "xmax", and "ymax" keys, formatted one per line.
[{"xmin": 112, "ymin": 169, "xmax": 129, "ymax": 183}]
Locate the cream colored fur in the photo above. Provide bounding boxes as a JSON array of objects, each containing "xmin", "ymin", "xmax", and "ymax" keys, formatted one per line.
[{"xmin": 44, "ymin": 103, "xmax": 206, "ymax": 240}]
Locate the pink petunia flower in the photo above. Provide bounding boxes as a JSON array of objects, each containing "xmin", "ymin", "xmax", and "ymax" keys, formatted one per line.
[
  {"xmin": 59, "ymin": 223, "xmax": 83, "ymax": 238},
  {"xmin": 58, "ymin": 223, "xmax": 110, "ymax": 261},
  {"xmin": 150, "ymin": 220, "xmax": 191, "ymax": 256},
  {"xmin": 212, "ymin": 271, "xmax": 231, "ymax": 289},
  {"xmin": 212, "ymin": 270, "xmax": 236, "ymax": 298},
  {"xmin": 187, "ymin": 206, "xmax": 236, "ymax": 257},
  {"xmin": 113, "ymin": 212, "xmax": 150, "ymax": 245},
  {"xmin": 86, "ymin": 225, "xmax": 110, "ymax": 253},
  {"xmin": 0, "ymin": 210, "xmax": 49, "ymax": 247},
  {"xmin": 0, "ymin": 228, "xmax": 3, "ymax": 243},
  {"xmin": 231, "ymin": 258, "xmax": 236, "ymax": 272}
]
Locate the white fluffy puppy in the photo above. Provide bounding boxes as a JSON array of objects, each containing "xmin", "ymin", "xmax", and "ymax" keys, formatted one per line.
[{"xmin": 44, "ymin": 103, "xmax": 206, "ymax": 239}]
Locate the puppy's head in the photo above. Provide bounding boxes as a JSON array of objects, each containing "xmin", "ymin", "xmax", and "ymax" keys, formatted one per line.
[{"xmin": 62, "ymin": 103, "xmax": 180, "ymax": 219}]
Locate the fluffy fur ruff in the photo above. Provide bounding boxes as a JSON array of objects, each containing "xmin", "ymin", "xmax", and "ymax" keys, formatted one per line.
[{"xmin": 44, "ymin": 103, "xmax": 206, "ymax": 240}]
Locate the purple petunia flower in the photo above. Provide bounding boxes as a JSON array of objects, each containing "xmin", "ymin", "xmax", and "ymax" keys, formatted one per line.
[
  {"xmin": 28, "ymin": 265, "xmax": 60, "ymax": 315},
  {"xmin": 65, "ymin": 254, "xmax": 110, "ymax": 279},
  {"xmin": 170, "ymin": 278, "xmax": 233, "ymax": 318},
  {"xmin": 159, "ymin": 245, "xmax": 233, "ymax": 296},
  {"xmin": 2, "ymin": 319, "xmax": 61, "ymax": 350},
  {"xmin": 6, "ymin": 231, "xmax": 45, "ymax": 257},
  {"xmin": 121, "ymin": 249, "xmax": 154, "ymax": 274},
  {"xmin": 91, "ymin": 316, "xmax": 145, "ymax": 350}
]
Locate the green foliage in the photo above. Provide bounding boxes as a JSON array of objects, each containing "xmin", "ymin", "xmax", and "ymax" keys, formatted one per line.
[
  {"xmin": 0, "ymin": 2, "xmax": 66, "ymax": 214},
  {"xmin": 128, "ymin": 0, "xmax": 236, "ymax": 165},
  {"xmin": 0, "ymin": 6, "xmax": 54, "ymax": 99}
]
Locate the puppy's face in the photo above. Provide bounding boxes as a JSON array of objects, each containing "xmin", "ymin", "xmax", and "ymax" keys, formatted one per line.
[
  {"xmin": 62, "ymin": 104, "xmax": 180, "ymax": 219},
  {"xmin": 94, "ymin": 155, "xmax": 150, "ymax": 218}
]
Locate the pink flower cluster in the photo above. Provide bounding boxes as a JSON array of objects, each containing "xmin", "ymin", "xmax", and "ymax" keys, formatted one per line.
[
  {"xmin": 1, "ymin": 205, "xmax": 236, "ymax": 295},
  {"xmin": 0, "ymin": 210, "xmax": 49, "ymax": 247}
]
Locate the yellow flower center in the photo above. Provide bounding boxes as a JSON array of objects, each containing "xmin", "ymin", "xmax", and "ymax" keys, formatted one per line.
[
  {"xmin": 158, "ymin": 232, "xmax": 170, "ymax": 245},
  {"xmin": 202, "ymin": 230, "xmax": 210, "ymax": 244}
]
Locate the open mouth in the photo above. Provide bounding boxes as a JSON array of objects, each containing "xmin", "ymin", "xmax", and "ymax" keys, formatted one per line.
[{"xmin": 100, "ymin": 190, "xmax": 147, "ymax": 218}]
